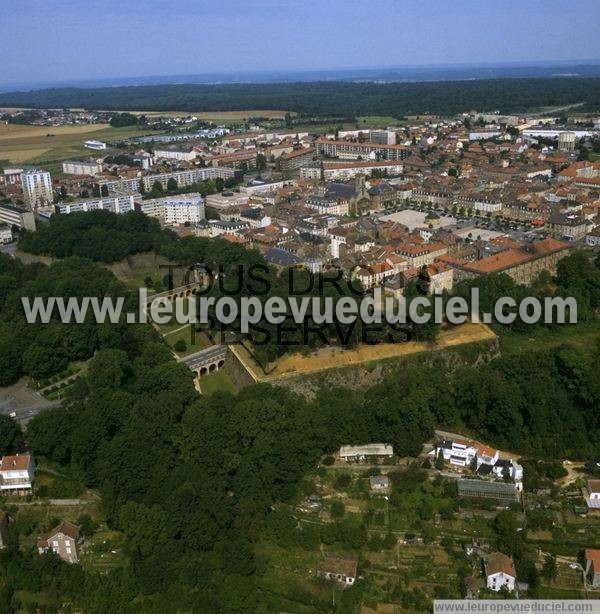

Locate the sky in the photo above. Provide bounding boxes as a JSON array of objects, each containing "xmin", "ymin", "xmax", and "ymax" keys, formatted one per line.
[{"xmin": 1, "ymin": 0, "xmax": 600, "ymax": 86}]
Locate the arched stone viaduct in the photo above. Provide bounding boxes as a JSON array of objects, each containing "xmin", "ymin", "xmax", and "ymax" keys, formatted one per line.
[{"xmin": 180, "ymin": 345, "xmax": 228, "ymax": 378}]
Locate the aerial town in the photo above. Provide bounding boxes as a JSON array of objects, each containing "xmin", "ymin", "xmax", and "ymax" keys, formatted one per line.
[
  {"xmin": 2, "ymin": 1, "xmax": 600, "ymax": 612},
  {"xmin": 0, "ymin": 101, "xmax": 599, "ymax": 611},
  {"xmin": 2, "ymin": 109, "xmax": 599, "ymax": 288}
]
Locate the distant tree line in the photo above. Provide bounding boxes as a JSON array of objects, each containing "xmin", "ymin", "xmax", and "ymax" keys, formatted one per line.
[{"xmin": 2, "ymin": 78, "xmax": 600, "ymax": 116}]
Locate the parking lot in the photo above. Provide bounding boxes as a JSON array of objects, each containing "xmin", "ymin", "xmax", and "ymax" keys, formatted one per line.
[
  {"xmin": 0, "ymin": 377, "xmax": 61, "ymax": 425},
  {"xmin": 377, "ymin": 204, "xmax": 550, "ymax": 243}
]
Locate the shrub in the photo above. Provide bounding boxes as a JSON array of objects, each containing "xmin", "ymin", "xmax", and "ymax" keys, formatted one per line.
[
  {"xmin": 330, "ymin": 500, "xmax": 345, "ymax": 518},
  {"xmin": 334, "ymin": 473, "xmax": 352, "ymax": 489},
  {"xmin": 173, "ymin": 339, "xmax": 187, "ymax": 353}
]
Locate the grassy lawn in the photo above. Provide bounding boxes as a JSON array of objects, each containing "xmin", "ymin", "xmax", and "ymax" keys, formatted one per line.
[
  {"xmin": 291, "ymin": 115, "xmax": 408, "ymax": 134},
  {"xmin": 122, "ymin": 270, "xmax": 165, "ymax": 292},
  {"xmin": 357, "ymin": 115, "xmax": 403, "ymax": 127},
  {"xmin": 34, "ymin": 467, "xmax": 84, "ymax": 499},
  {"xmin": 199, "ymin": 369, "xmax": 238, "ymax": 395},
  {"xmin": 499, "ymin": 321, "xmax": 600, "ymax": 357},
  {"xmin": 163, "ymin": 323, "xmax": 212, "ymax": 356}
]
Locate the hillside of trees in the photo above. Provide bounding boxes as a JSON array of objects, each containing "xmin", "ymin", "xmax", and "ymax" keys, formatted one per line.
[
  {"xmin": 0, "ymin": 334, "xmax": 597, "ymax": 609},
  {"xmin": 0, "ymin": 253, "xmax": 151, "ymax": 385},
  {"xmin": 2, "ymin": 77, "xmax": 600, "ymax": 116}
]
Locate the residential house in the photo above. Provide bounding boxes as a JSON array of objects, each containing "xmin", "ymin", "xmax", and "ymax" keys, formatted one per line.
[
  {"xmin": 484, "ymin": 552, "xmax": 516, "ymax": 593},
  {"xmin": 0, "ymin": 455, "xmax": 35, "ymax": 494},
  {"xmin": 352, "ymin": 262, "xmax": 395, "ymax": 290},
  {"xmin": 586, "ymin": 479, "xmax": 600, "ymax": 512},
  {"xmin": 37, "ymin": 521, "xmax": 82, "ymax": 564}
]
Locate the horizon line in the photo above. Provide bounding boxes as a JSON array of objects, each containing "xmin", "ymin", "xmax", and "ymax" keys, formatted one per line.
[{"xmin": 3, "ymin": 58, "xmax": 600, "ymax": 92}]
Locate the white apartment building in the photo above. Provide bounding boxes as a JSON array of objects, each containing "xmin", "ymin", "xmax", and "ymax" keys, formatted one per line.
[
  {"xmin": 0, "ymin": 204, "xmax": 36, "ymax": 231},
  {"xmin": 97, "ymin": 177, "xmax": 141, "ymax": 195},
  {"xmin": 55, "ymin": 195, "xmax": 135, "ymax": 215},
  {"xmin": 141, "ymin": 166, "xmax": 235, "ymax": 192},
  {"xmin": 136, "ymin": 198, "xmax": 166, "ymax": 219},
  {"xmin": 316, "ymin": 138, "xmax": 408, "ymax": 161},
  {"xmin": 238, "ymin": 179, "xmax": 287, "ymax": 195},
  {"xmin": 62, "ymin": 160, "xmax": 103, "ymax": 176},
  {"xmin": 163, "ymin": 194, "xmax": 205, "ymax": 225},
  {"xmin": 154, "ymin": 149, "xmax": 198, "ymax": 162},
  {"xmin": 371, "ymin": 130, "xmax": 396, "ymax": 145},
  {"xmin": 321, "ymin": 160, "xmax": 403, "ymax": 181},
  {"xmin": 21, "ymin": 170, "xmax": 53, "ymax": 207},
  {"xmin": 456, "ymin": 195, "xmax": 503, "ymax": 214},
  {"xmin": 0, "ymin": 455, "xmax": 35, "ymax": 493}
]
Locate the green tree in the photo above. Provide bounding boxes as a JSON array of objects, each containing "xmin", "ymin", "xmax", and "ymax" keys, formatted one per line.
[
  {"xmin": 0, "ymin": 415, "xmax": 22, "ymax": 455},
  {"xmin": 173, "ymin": 339, "xmax": 187, "ymax": 353},
  {"xmin": 541, "ymin": 554, "xmax": 557, "ymax": 581}
]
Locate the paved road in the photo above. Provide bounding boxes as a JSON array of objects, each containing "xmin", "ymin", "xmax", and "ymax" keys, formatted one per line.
[{"xmin": 181, "ymin": 345, "xmax": 227, "ymax": 370}]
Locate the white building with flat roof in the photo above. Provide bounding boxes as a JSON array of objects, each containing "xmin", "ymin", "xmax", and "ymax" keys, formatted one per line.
[
  {"xmin": 84, "ymin": 140, "xmax": 107, "ymax": 150},
  {"xmin": 141, "ymin": 166, "xmax": 235, "ymax": 192},
  {"xmin": 0, "ymin": 204, "xmax": 36, "ymax": 231}
]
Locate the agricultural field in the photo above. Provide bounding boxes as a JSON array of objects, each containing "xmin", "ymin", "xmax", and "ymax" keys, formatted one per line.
[{"xmin": 0, "ymin": 123, "xmax": 163, "ymax": 166}]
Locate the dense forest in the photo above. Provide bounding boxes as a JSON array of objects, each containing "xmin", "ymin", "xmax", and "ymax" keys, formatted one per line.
[{"xmin": 2, "ymin": 77, "xmax": 600, "ymax": 116}]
